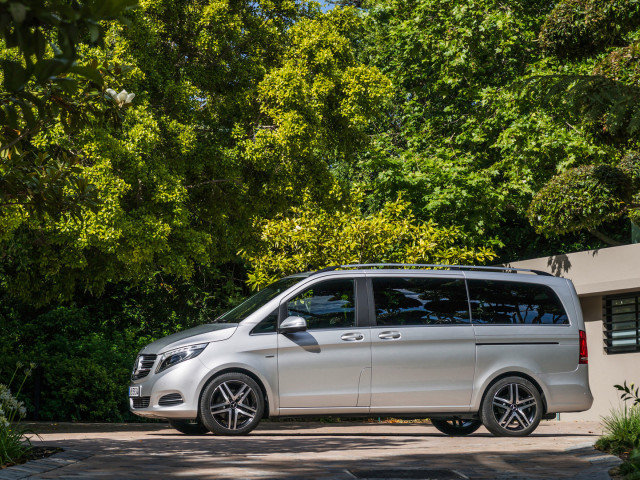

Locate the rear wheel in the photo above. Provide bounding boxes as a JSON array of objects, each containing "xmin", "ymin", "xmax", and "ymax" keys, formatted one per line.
[
  {"xmin": 168, "ymin": 419, "xmax": 209, "ymax": 435},
  {"xmin": 431, "ymin": 418, "xmax": 482, "ymax": 436},
  {"xmin": 199, "ymin": 373, "xmax": 264, "ymax": 436},
  {"xmin": 480, "ymin": 376, "xmax": 542, "ymax": 437}
]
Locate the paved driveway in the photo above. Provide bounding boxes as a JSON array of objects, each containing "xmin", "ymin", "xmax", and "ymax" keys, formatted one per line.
[{"xmin": 1, "ymin": 420, "xmax": 621, "ymax": 479}]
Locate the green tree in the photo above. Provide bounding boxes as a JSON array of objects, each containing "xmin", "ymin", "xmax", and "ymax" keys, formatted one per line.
[
  {"xmin": 241, "ymin": 188, "xmax": 495, "ymax": 289},
  {"xmin": 0, "ymin": 2, "xmax": 393, "ymax": 304},
  {"xmin": 0, "ymin": 0, "xmax": 136, "ymax": 231},
  {"xmin": 341, "ymin": 0, "xmax": 640, "ymax": 258},
  {"xmin": 521, "ymin": 0, "xmax": 640, "ymax": 242}
]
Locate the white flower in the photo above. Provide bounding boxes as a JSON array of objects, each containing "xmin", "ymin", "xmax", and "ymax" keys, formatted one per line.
[
  {"xmin": 106, "ymin": 88, "xmax": 135, "ymax": 107},
  {"xmin": 18, "ymin": 406, "xmax": 26, "ymax": 416}
]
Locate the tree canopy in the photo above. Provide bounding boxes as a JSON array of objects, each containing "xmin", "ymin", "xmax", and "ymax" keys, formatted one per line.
[{"xmin": 2, "ymin": 0, "xmax": 640, "ymax": 303}]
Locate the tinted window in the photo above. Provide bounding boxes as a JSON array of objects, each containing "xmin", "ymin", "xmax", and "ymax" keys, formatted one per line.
[
  {"xmin": 217, "ymin": 276, "xmax": 304, "ymax": 323},
  {"xmin": 372, "ymin": 277, "xmax": 469, "ymax": 326},
  {"xmin": 287, "ymin": 279, "xmax": 355, "ymax": 329},
  {"xmin": 468, "ymin": 280, "xmax": 569, "ymax": 325},
  {"xmin": 251, "ymin": 310, "xmax": 278, "ymax": 334}
]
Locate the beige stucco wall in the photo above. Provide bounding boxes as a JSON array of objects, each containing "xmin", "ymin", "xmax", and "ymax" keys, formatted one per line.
[
  {"xmin": 562, "ymin": 296, "xmax": 640, "ymax": 421},
  {"xmin": 506, "ymin": 243, "xmax": 640, "ymax": 297},
  {"xmin": 508, "ymin": 244, "xmax": 640, "ymax": 421}
]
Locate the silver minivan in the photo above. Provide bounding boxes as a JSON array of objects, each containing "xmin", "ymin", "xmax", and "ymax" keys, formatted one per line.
[{"xmin": 128, "ymin": 264, "xmax": 593, "ymax": 437}]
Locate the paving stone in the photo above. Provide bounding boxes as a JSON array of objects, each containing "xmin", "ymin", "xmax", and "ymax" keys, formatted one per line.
[{"xmin": 0, "ymin": 420, "xmax": 624, "ymax": 479}]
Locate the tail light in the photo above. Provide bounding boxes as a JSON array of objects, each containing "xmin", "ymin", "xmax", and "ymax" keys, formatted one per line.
[{"xmin": 579, "ymin": 330, "xmax": 588, "ymax": 364}]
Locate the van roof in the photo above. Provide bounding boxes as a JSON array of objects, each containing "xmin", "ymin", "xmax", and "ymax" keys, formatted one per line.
[{"xmin": 306, "ymin": 264, "xmax": 552, "ymax": 277}]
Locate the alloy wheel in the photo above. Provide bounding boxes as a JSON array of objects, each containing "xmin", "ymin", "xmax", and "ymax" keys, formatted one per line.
[
  {"xmin": 209, "ymin": 380, "xmax": 258, "ymax": 431},
  {"xmin": 491, "ymin": 382, "xmax": 538, "ymax": 432}
]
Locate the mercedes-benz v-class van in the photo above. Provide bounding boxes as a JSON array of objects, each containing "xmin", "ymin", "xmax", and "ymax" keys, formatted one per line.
[{"xmin": 129, "ymin": 264, "xmax": 593, "ymax": 437}]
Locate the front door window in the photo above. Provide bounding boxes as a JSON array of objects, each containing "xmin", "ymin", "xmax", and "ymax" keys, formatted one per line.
[{"xmin": 286, "ymin": 279, "xmax": 356, "ymax": 330}]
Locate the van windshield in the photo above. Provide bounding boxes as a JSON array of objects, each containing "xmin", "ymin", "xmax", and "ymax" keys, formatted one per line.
[{"xmin": 214, "ymin": 276, "xmax": 305, "ymax": 324}]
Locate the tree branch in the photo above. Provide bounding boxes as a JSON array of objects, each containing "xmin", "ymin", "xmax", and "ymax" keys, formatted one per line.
[
  {"xmin": 0, "ymin": 122, "xmax": 41, "ymax": 152},
  {"xmin": 588, "ymin": 228, "xmax": 623, "ymax": 247},
  {"xmin": 186, "ymin": 178, "xmax": 241, "ymax": 189}
]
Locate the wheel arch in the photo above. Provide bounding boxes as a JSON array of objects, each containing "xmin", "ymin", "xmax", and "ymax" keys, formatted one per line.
[
  {"xmin": 198, "ymin": 367, "xmax": 271, "ymax": 419},
  {"xmin": 478, "ymin": 371, "xmax": 548, "ymax": 415}
]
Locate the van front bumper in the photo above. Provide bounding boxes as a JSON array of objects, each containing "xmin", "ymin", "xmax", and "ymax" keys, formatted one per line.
[{"xmin": 129, "ymin": 357, "xmax": 209, "ymax": 420}]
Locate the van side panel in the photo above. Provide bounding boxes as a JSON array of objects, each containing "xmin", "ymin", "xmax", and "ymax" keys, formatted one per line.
[{"xmin": 467, "ymin": 274, "xmax": 593, "ymax": 413}]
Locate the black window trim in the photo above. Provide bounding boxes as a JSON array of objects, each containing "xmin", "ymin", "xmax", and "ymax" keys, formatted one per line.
[
  {"xmin": 466, "ymin": 278, "xmax": 571, "ymax": 327},
  {"xmin": 603, "ymin": 292, "xmax": 640, "ymax": 355},
  {"xmin": 367, "ymin": 273, "xmax": 472, "ymax": 327},
  {"xmin": 365, "ymin": 274, "xmax": 571, "ymax": 328},
  {"xmin": 277, "ymin": 276, "xmax": 362, "ymax": 331},
  {"xmin": 249, "ymin": 308, "xmax": 280, "ymax": 336}
]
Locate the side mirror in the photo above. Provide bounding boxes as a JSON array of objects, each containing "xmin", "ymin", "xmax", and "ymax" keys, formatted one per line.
[{"xmin": 279, "ymin": 316, "xmax": 308, "ymax": 334}]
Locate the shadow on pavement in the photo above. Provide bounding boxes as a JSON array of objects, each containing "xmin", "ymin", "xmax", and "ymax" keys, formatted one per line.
[{"xmin": 30, "ymin": 434, "xmax": 612, "ymax": 479}]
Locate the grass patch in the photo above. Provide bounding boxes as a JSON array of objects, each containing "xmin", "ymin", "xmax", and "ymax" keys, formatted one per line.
[
  {"xmin": 597, "ymin": 382, "xmax": 640, "ymax": 479},
  {"xmin": 596, "ymin": 405, "xmax": 640, "ymax": 456}
]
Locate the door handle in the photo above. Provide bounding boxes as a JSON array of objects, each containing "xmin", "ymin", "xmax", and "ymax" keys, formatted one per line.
[
  {"xmin": 378, "ymin": 331, "xmax": 401, "ymax": 340},
  {"xmin": 341, "ymin": 332, "xmax": 364, "ymax": 342}
]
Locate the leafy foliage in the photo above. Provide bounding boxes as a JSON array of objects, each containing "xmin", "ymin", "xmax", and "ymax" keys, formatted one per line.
[
  {"xmin": 0, "ymin": 363, "xmax": 33, "ymax": 466},
  {"xmin": 0, "ymin": 268, "xmax": 244, "ymax": 422},
  {"xmin": 539, "ymin": 0, "xmax": 640, "ymax": 59},
  {"xmin": 0, "ymin": 2, "xmax": 392, "ymax": 304},
  {"xmin": 597, "ymin": 382, "xmax": 640, "ymax": 479},
  {"xmin": 241, "ymin": 190, "xmax": 495, "ymax": 289},
  {"xmin": 528, "ymin": 164, "xmax": 633, "ymax": 236},
  {"xmin": 617, "ymin": 381, "xmax": 640, "ymax": 408},
  {"xmin": 0, "ymin": 0, "xmax": 136, "ymax": 226}
]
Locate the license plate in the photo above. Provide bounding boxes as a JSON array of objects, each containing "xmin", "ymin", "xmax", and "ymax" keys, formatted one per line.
[{"xmin": 129, "ymin": 386, "xmax": 141, "ymax": 397}]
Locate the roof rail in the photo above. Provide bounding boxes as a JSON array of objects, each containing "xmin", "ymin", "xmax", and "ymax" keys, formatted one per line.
[{"xmin": 311, "ymin": 263, "xmax": 553, "ymax": 277}]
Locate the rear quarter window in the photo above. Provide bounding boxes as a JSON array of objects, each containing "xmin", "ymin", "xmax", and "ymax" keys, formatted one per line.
[{"xmin": 467, "ymin": 279, "xmax": 569, "ymax": 325}]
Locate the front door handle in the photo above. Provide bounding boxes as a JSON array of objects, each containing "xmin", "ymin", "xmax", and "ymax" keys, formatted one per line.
[
  {"xmin": 378, "ymin": 331, "xmax": 401, "ymax": 340},
  {"xmin": 341, "ymin": 332, "xmax": 364, "ymax": 342}
]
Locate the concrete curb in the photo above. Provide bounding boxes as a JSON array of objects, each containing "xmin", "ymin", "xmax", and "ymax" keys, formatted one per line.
[{"xmin": 0, "ymin": 450, "xmax": 91, "ymax": 480}]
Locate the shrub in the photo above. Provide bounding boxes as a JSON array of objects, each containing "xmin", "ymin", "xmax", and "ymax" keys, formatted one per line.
[
  {"xmin": 0, "ymin": 305, "xmax": 144, "ymax": 422},
  {"xmin": 0, "ymin": 272, "xmax": 244, "ymax": 422},
  {"xmin": 597, "ymin": 404, "xmax": 640, "ymax": 455},
  {"xmin": 528, "ymin": 164, "xmax": 633, "ymax": 236},
  {"xmin": 593, "ymin": 42, "xmax": 640, "ymax": 86},
  {"xmin": 597, "ymin": 382, "xmax": 640, "ymax": 479},
  {"xmin": 0, "ymin": 363, "xmax": 33, "ymax": 466},
  {"xmin": 539, "ymin": 0, "xmax": 640, "ymax": 58}
]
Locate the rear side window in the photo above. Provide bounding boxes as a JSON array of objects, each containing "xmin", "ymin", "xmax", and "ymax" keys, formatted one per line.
[
  {"xmin": 467, "ymin": 279, "xmax": 569, "ymax": 325},
  {"xmin": 372, "ymin": 277, "xmax": 470, "ymax": 326}
]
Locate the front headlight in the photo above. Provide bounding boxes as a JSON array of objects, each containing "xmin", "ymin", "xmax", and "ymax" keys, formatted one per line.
[{"xmin": 156, "ymin": 343, "xmax": 208, "ymax": 373}]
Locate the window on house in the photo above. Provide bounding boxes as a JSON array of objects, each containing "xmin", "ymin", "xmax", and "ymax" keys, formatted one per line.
[{"xmin": 604, "ymin": 294, "xmax": 640, "ymax": 354}]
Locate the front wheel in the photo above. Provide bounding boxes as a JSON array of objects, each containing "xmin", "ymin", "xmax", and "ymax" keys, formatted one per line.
[
  {"xmin": 480, "ymin": 376, "xmax": 543, "ymax": 437},
  {"xmin": 199, "ymin": 373, "xmax": 264, "ymax": 435},
  {"xmin": 168, "ymin": 419, "xmax": 209, "ymax": 435},
  {"xmin": 431, "ymin": 418, "xmax": 482, "ymax": 436}
]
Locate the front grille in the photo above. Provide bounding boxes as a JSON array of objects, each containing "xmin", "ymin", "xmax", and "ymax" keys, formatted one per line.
[
  {"xmin": 132, "ymin": 354, "xmax": 157, "ymax": 380},
  {"xmin": 132, "ymin": 396, "xmax": 150, "ymax": 409},
  {"xmin": 159, "ymin": 393, "xmax": 183, "ymax": 406}
]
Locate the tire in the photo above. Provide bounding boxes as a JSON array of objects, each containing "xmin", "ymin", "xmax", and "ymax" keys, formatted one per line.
[
  {"xmin": 431, "ymin": 418, "xmax": 482, "ymax": 436},
  {"xmin": 199, "ymin": 372, "xmax": 264, "ymax": 436},
  {"xmin": 480, "ymin": 376, "xmax": 543, "ymax": 437},
  {"xmin": 168, "ymin": 419, "xmax": 209, "ymax": 435}
]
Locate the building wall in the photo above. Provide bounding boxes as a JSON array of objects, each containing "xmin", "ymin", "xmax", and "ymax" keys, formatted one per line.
[
  {"xmin": 507, "ymin": 243, "xmax": 640, "ymax": 422},
  {"xmin": 563, "ymin": 296, "xmax": 640, "ymax": 421}
]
